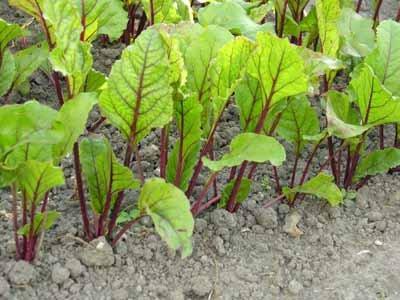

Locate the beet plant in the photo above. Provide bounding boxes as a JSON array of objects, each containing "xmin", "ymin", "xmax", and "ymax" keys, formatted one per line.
[{"xmin": 1, "ymin": 0, "xmax": 400, "ymax": 263}]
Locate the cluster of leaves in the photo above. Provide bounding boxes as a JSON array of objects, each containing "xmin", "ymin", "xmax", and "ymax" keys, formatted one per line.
[{"xmin": 1, "ymin": 0, "xmax": 400, "ymax": 262}]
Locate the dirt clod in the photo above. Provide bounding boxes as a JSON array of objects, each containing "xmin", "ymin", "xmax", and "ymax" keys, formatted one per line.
[
  {"xmin": 51, "ymin": 264, "xmax": 70, "ymax": 284},
  {"xmin": 0, "ymin": 276, "xmax": 10, "ymax": 296},
  {"xmin": 8, "ymin": 261, "xmax": 36, "ymax": 285},
  {"xmin": 255, "ymin": 207, "xmax": 278, "ymax": 229},
  {"xmin": 79, "ymin": 237, "xmax": 115, "ymax": 267}
]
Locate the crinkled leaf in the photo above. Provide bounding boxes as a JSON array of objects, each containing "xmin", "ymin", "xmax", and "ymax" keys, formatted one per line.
[
  {"xmin": 284, "ymin": 172, "xmax": 342, "ymax": 206},
  {"xmin": 52, "ymin": 93, "xmax": 97, "ymax": 161},
  {"xmin": 203, "ymin": 133, "xmax": 286, "ymax": 172},
  {"xmin": 354, "ymin": 148, "xmax": 400, "ymax": 181},
  {"xmin": 0, "ymin": 18, "xmax": 26, "ymax": 52},
  {"xmin": 80, "ymin": 137, "xmax": 139, "ymax": 214},
  {"xmin": 99, "ymin": 29, "xmax": 173, "ymax": 144},
  {"xmin": 166, "ymin": 95, "xmax": 202, "ymax": 191},
  {"xmin": 350, "ymin": 64, "xmax": 400, "ymax": 126},
  {"xmin": 219, "ymin": 178, "xmax": 251, "ymax": 208},
  {"xmin": 18, "ymin": 210, "xmax": 60, "ymax": 236},
  {"xmin": 277, "ymin": 96, "xmax": 320, "ymax": 152},
  {"xmin": 198, "ymin": 1, "xmax": 273, "ymax": 39},
  {"xmin": 0, "ymin": 49, "xmax": 16, "ymax": 97},
  {"xmin": 138, "ymin": 178, "xmax": 194, "ymax": 258},
  {"xmin": 338, "ymin": 8, "xmax": 375, "ymax": 58},
  {"xmin": 17, "ymin": 160, "xmax": 64, "ymax": 204},
  {"xmin": 365, "ymin": 20, "xmax": 400, "ymax": 96},
  {"xmin": 316, "ymin": 0, "xmax": 341, "ymax": 58}
]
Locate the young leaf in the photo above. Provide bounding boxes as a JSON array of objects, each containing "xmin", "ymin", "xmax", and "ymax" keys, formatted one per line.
[
  {"xmin": 284, "ymin": 172, "xmax": 343, "ymax": 206},
  {"xmin": 52, "ymin": 93, "xmax": 97, "ymax": 161},
  {"xmin": 338, "ymin": 8, "xmax": 375, "ymax": 58},
  {"xmin": 277, "ymin": 96, "xmax": 320, "ymax": 152},
  {"xmin": 326, "ymin": 90, "xmax": 369, "ymax": 139},
  {"xmin": 0, "ymin": 50, "xmax": 16, "ymax": 97},
  {"xmin": 203, "ymin": 133, "xmax": 286, "ymax": 172},
  {"xmin": 219, "ymin": 178, "xmax": 251, "ymax": 208},
  {"xmin": 99, "ymin": 28, "xmax": 173, "ymax": 144},
  {"xmin": 0, "ymin": 18, "xmax": 26, "ymax": 52},
  {"xmin": 80, "ymin": 137, "xmax": 139, "ymax": 214},
  {"xmin": 248, "ymin": 32, "xmax": 308, "ymax": 107},
  {"xmin": 354, "ymin": 148, "xmax": 400, "ymax": 181},
  {"xmin": 316, "ymin": 0, "xmax": 341, "ymax": 58},
  {"xmin": 365, "ymin": 20, "xmax": 400, "ymax": 96},
  {"xmin": 76, "ymin": 0, "xmax": 128, "ymax": 41},
  {"xmin": 12, "ymin": 43, "xmax": 49, "ymax": 90},
  {"xmin": 142, "ymin": 0, "xmax": 193, "ymax": 24},
  {"xmin": 83, "ymin": 69, "xmax": 107, "ymax": 94},
  {"xmin": 17, "ymin": 210, "xmax": 60, "ymax": 236},
  {"xmin": 138, "ymin": 178, "xmax": 194, "ymax": 258},
  {"xmin": 17, "ymin": 160, "xmax": 65, "ymax": 204},
  {"xmin": 350, "ymin": 64, "xmax": 400, "ymax": 126},
  {"xmin": 198, "ymin": 1, "xmax": 273, "ymax": 39},
  {"xmin": 166, "ymin": 95, "xmax": 202, "ymax": 190}
]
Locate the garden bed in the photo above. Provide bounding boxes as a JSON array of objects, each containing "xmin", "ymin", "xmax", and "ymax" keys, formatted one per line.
[{"xmin": 1, "ymin": 0, "xmax": 400, "ymax": 299}]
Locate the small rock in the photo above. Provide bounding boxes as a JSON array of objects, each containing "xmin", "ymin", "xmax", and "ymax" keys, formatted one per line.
[
  {"xmin": 210, "ymin": 209, "xmax": 237, "ymax": 229},
  {"xmin": 374, "ymin": 240, "xmax": 384, "ymax": 246},
  {"xmin": 288, "ymin": 279, "xmax": 303, "ymax": 295},
  {"xmin": 212, "ymin": 236, "xmax": 226, "ymax": 256},
  {"xmin": 278, "ymin": 204, "xmax": 290, "ymax": 215},
  {"xmin": 255, "ymin": 208, "xmax": 278, "ymax": 229},
  {"xmin": 79, "ymin": 237, "xmax": 115, "ymax": 267},
  {"xmin": 51, "ymin": 264, "xmax": 70, "ymax": 284},
  {"xmin": 115, "ymin": 241, "xmax": 128, "ymax": 256},
  {"xmin": 328, "ymin": 207, "xmax": 341, "ymax": 219},
  {"xmin": 8, "ymin": 261, "xmax": 35, "ymax": 285},
  {"xmin": 189, "ymin": 276, "xmax": 212, "ymax": 297},
  {"xmin": 366, "ymin": 211, "xmax": 383, "ymax": 222},
  {"xmin": 375, "ymin": 220, "xmax": 387, "ymax": 231},
  {"xmin": 356, "ymin": 187, "xmax": 370, "ymax": 209},
  {"xmin": 0, "ymin": 277, "xmax": 10, "ymax": 296},
  {"xmin": 283, "ymin": 211, "xmax": 303, "ymax": 238},
  {"xmin": 65, "ymin": 258, "xmax": 84, "ymax": 278},
  {"xmin": 195, "ymin": 219, "xmax": 208, "ymax": 233},
  {"xmin": 112, "ymin": 288, "xmax": 129, "ymax": 300}
]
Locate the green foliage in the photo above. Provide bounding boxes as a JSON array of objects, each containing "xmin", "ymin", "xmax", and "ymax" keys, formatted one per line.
[
  {"xmin": 203, "ymin": 133, "xmax": 286, "ymax": 172},
  {"xmin": 283, "ymin": 172, "xmax": 343, "ymax": 206},
  {"xmin": 138, "ymin": 178, "xmax": 194, "ymax": 258},
  {"xmin": 316, "ymin": 0, "xmax": 341, "ymax": 58},
  {"xmin": 18, "ymin": 211, "xmax": 60, "ymax": 236}
]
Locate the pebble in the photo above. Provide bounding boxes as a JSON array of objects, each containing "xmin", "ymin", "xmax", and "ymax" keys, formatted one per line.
[
  {"xmin": 8, "ymin": 260, "xmax": 36, "ymax": 285},
  {"xmin": 374, "ymin": 240, "xmax": 384, "ymax": 246},
  {"xmin": 283, "ymin": 211, "xmax": 303, "ymax": 238},
  {"xmin": 288, "ymin": 279, "xmax": 303, "ymax": 295},
  {"xmin": 79, "ymin": 236, "xmax": 115, "ymax": 267},
  {"xmin": 51, "ymin": 264, "xmax": 70, "ymax": 284},
  {"xmin": 255, "ymin": 207, "xmax": 278, "ymax": 229},
  {"xmin": 65, "ymin": 258, "xmax": 85, "ymax": 278},
  {"xmin": 367, "ymin": 211, "xmax": 383, "ymax": 222},
  {"xmin": 0, "ymin": 276, "xmax": 10, "ymax": 296}
]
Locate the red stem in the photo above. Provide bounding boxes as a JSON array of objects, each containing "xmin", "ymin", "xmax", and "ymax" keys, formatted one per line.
[
  {"xmin": 290, "ymin": 151, "xmax": 299, "ymax": 188},
  {"xmin": 379, "ymin": 125, "xmax": 385, "ymax": 149},
  {"xmin": 191, "ymin": 173, "xmax": 218, "ymax": 215},
  {"xmin": 87, "ymin": 116, "xmax": 106, "ymax": 133},
  {"xmin": 396, "ymin": 6, "xmax": 400, "ymax": 22},
  {"xmin": 112, "ymin": 216, "xmax": 143, "ymax": 247},
  {"xmin": 373, "ymin": 0, "xmax": 383, "ymax": 29},
  {"xmin": 11, "ymin": 185, "xmax": 21, "ymax": 259},
  {"xmin": 194, "ymin": 195, "xmax": 221, "ymax": 216},
  {"xmin": 226, "ymin": 161, "xmax": 248, "ymax": 213},
  {"xmin": 97, "ymin": 160, "xmax": 114, "ymax": 237},
  {"xmin": 327, "ymin": 136, "xmax": 339, "ymax": 184},
  {"xmin": 356, "ymin": 0, "xmax": 363, "ymax": 12},
  {"xmin": 160, "ymin": 127, "xmax": 168, "ymax": 179}
]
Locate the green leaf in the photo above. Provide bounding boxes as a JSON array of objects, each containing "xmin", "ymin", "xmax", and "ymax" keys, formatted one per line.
[
  {"xmin": 277, "ymin": 96, "xmax": 320, "ymax": 152},
  {"xmin": 80, "ymin": 137, "xmax": 139, "ymax": 214},
  {"xmin": 350, "ymin": 64, "xmax": 400, "ymax": 126},
  {"xmin": 326, "ymin": 91, "xmax": 369, "ymax": 139},
  {"xmin": 18, "ymin": 210, "xmax": 59, "ymax": 236},
  {"xmin": 83, "ymin": 69, "xmax": 107, "ymax": 94},
  {"xmin": 203, "ymin": 133, "xmax": 286, "ymax": 172},
  {"xmin": 52, "ymin": 93, "xmax": 97, "ymax": 161},
  {"xmin": 219, "ymin": 178, "xmax": 251, "ymax": 208},
  {"xmin": 247, "ymin": 32, "xmax": 308, "ymax": 107},
  {"xmin": 138, "ymin": 178, "xmax": 194, "ymax": 258},
  {"xmin": 13, "ymin": 43, "xmax": 49, "ymax": 89},
  {"xmin": 0, "ymin": 18, "xmax": 26, "ymax": 52},
  {"xmin": 117, "ymin": 208, "xmax": 140, "ymax": 225},
  {"xmin": 284, "ymin": 172, "xmax": 342, "ymax": 206},
  {"xmin": 166, "ymin": 95, "xmax": 202, "ymax": 191},
  {"xmin": 9, "ymin": 0, "xmax": 45, "ymax": 20},
  {"xmin": 209, "ymin": 36, "xmax": 254, "ymax": 120},
  {"xmin": 316, "ymin": 0, "xmax": 341, "ymax": 58},
  {"xmin": 198, "ymin": 1, "xmax": 273, "ymax": 39},
  {"xmin": 99, "ymin": 29, "xmax": 173, "ymax": 144},
  {"xmin": 17, "ymin": 160, "xmax": 64, "ymax": 204},
  {"xmin": 354, "ymin": 148, "xmax": 400, "ymax": 181},
  {"xmin": 365, "ymin": 20, "xmax": 400, "ymax": 96},
  {"xmin": 338, "ymin": 8, "xmax": 375, "ymax": 58},
  {"xmin": 143, "ymin": 0, "xmax": 193, "ymax": 24},
  {"xmin": 76, "ymin": 0, "xmax": 128, "ymax": 41},
  {"xmin": 0, "ymin": 49, "xmax": 16, "ymax": 97}
]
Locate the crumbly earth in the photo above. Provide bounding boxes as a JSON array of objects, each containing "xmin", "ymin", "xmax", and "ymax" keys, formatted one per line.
[{"xmin": 1, "ymin": 1, "xmax": 400, "ymax": 300}]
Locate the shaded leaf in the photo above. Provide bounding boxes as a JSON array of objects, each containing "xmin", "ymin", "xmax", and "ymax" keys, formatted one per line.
[
  {"xmin": 219, "ymin": 178, "xmax": 251, "ymax": 208},
  {"xmin": 0, "ymin": 18, "xmax": 26, "ymax": 52}
]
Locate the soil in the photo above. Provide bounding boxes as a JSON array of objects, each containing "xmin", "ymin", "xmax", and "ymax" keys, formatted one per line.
[{"xmin": 1, "ymin": 1, "xmax": 400, "ymax": 300}]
